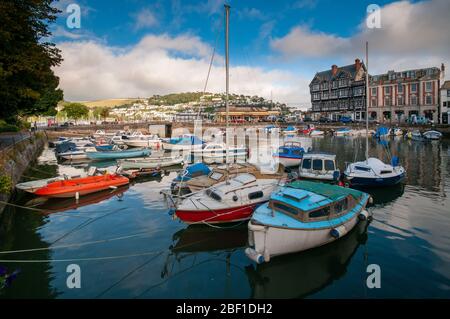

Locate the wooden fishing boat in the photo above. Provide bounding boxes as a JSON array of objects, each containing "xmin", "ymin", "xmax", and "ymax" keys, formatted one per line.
[
  {"xmin": 245, "ymin": 181, "xmax": 371, "ymax": 263},
  {"xmin": 34, "ymin": 174, "xmax": 130, "ymax": 198},
  {"xmin": 86, "ymin": 148, "xmax": 150, "ymax": 160}
]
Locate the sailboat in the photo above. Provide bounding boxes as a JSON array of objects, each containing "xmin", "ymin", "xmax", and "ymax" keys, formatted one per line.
[
  {"xmin": 344, "ymin": 42, "xmax": 405, "ymax": 187},
  {"xmin": 173, "ymin": 5, "xmax": 282, "ymax": 225}
]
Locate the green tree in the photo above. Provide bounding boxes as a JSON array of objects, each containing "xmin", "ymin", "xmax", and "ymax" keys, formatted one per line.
[
  {"xmin": 0, "ymin": 0, "xmax": 62, "ymax": 122},
  {"xmin": 63, "ymin": 103, "xmax": 89, "ymax": 120}
]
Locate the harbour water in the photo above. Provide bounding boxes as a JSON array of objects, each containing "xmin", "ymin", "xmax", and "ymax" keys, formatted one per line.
[{"xmin": 1, "ymin": 135, "xmax": 450, "ymax": 298}]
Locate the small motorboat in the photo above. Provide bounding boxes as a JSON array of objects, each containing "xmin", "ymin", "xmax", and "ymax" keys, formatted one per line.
[
  {"xmin": 174, "ymin": 173, "xmax": 281, "ymax": 225},
  {"xmin": 298, "ymin": 153, "xmax": 340, "ymax": 181},
  {"xmin": 34, "ymin": 174, "xmax": 129, "ymax": 198},
  {"xmin": 407, "ymin": 130, "xmax": 429, "ymax": 142},
  {"xmin": 190, "ymin": 143, "xmax": 247, "ymax": 164},
  {"xmin": 123, "ymin": 135, "xmax": 162, "ymax": 149},
  {"xmin": 282, "ymin": 126, "xmax": 297, "ymax": 136},
  {"xmin": 58, "ymin": 147, "xmax": 97, "ymax": 160},
  {"xmin": 162, "ymin": 136, "xmax": 205, "ymax": 151},
  {"xmin": 263, "ymin": 125, "xmax": 278, "ymax": 134},
  {"xmin": 272, "ymin": 142, "xmax": 305, "ymax": 168},
  {"xmin": 117, "ymin": 155, "xmax": 184, "ymax": 170},
  {"xmin": 423, "ymin": 130, "xmax": 442, "ymax": 140},
  {"xmin": 86, "ymin": 148, "xmax": 150, "ymax": 160},
  {"xmin": 344, "ymin": 157, "xmax": 405, "ymax": 187},
  {"xmin": 334, "ymin": 128, "xmax": 352, "ymax": 136},
  {"xmin": 95, "ymin": 144, "xmax": 118, "ymax": 152},
  {"xmin": 309, "ymin": 129, "xmax": 324, "ymax": 136},
  {"xmin": 245, "ymin": 180, "xmax": 370, "ymax": 263},
  {"xmin": 299, "ymin": 124, "xmax": 315, "ymax": 135}
]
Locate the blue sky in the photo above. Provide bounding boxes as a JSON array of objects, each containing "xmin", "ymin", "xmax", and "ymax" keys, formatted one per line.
[{"xmin": 51, "ymin": 0, "xmax": 449, "ymax": 106}]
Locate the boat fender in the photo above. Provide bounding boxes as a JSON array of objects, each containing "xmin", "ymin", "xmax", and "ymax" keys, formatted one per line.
[
  {"xmin": 330, "ymin": 225, "xmax": 348, "ymax": 239},
  {"xmin": 368, "ymin": 196, "xmax": 373, "ymax": 204},
  {"xmin": 232, "ymin": 195, "xmax": 239, "ymax": 202},
  {"xmin": 245, "ymin": 248, "xmax": 265, "ymax": 264},
  {"xmin": 358, "ymin": 210, "xmax": 369, "ymax": 221}
]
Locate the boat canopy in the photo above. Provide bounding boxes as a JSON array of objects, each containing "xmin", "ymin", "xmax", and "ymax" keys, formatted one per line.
[
  {"xmin": 375, "ymin": 126, "xmax": 389, "ymax": 137},
  {"xmin": 287, "ymin": 180, "xmax": 364, "ymax": 201},
  {"xmin": 173, "ymin": 163, "xmax": 211, "ymax": 182}
]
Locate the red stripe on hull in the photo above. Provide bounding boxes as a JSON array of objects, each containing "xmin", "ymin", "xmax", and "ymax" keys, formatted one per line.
[{"xmin": 176, "ymin": 203, "xmax": 260, "ymax": 224}]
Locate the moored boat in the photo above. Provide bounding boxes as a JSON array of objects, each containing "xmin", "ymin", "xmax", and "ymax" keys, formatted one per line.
[
  {"xmin": 344, "ymin": 157, "xmax": 406, "ymax": 187},
  {"xmin": 423, "ymin": 130, "xmax": 442, "ymax": 140},
  {"xmin": 117, "ymin": 155, "xmax": 184, "ymax": 170},
  {"xmin": 34, "ymin": 174, "xmax": 129, "ymax": 198},
  {"xmin": 162, "ymin": 136, "xmax": 205, "ymax": 151},
  {"xmin": 86, "ymin": 148, "xmax": 150, "ymax": 160},
  {"xmin": 272, "ymin": 142, "xmax": 305, "ymax": 168},
  {"xmin": 282, "ymin": 126, "xmax": 297, "ymax": 135},
  {"xmin": 334, "ymin": 127, "xmax": 352, "ymax": 136},
  {"xmin": 190, "ymin": 142, "xmax": 247, "ymax": 164},
  {"xmin": 245, "ymin": 180, "xmax": 370, "ymax": 263},
  {"xmin": 174, "ymin": 173, "xmax": 281, "ymax": 224},
  {"xmin": 298, "ymin": 153, "xmax": 340, "ymax": 182}
]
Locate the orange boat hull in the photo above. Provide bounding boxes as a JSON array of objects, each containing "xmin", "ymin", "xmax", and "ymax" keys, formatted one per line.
[{"xmin": 34, "ymin": 174, "xmax": 130, "ymax": 198}]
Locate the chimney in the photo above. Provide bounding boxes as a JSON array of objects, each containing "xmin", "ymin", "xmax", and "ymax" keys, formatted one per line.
[
  {"xmin": 331, "ymin": 65, "xmax": 338, "ymax": 76},
  {"xmin": 355, "ymin": 58, "xmax": 361, "ymax": 71}
]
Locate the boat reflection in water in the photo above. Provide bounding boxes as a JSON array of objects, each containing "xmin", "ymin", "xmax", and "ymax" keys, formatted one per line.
[
  {"xmin": 363, "ymin": 183, "xmax": 405, "ymax": 206},
  {"xmin": 161, "ymin": 224, "xmax": 248, "ymax": 279},
  {"xmin": 245, "ymin": 219, "xmax": 370, "ymax": 299},
  {"xmin": 24, "ymin": 185, "xmax": 129, "ymax": 214}
]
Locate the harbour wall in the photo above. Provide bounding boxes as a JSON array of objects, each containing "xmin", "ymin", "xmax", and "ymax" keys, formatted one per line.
[{"xmin": 0, "ymin": 132, "xmax": 47, "ymax": 215}]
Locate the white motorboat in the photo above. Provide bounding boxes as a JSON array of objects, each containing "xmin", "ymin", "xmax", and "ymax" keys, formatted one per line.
[
  {"xmin": 245, "ymin": 180, "xmax": 371, "ymax": 263},
  {"xmin": 423, "ymin": 130, "xmax": 442, "ymax": 140},
  {"xmin": 162, "ymin": 136, "xmax": 205, "ymax": 151},
  {"xmin": 309, "ymin": 130, "xmax": 325, "ymax": 136},
  {"xmin": 389, "ymin": 127, "xmax": 403, "ymax": 136},
  {"xmin": 117, "ymin": 155, "xmax": 184, "ymax": 170},
  {"xmin": 298, "ymin": 153, "xmax": 340, "ymax": 181},
  {"xmin": 58, "ymin": 147, "xmax": 97, "ymax": 160},
  {"xmin": 344, "ymin": 157, "xmax": 405, "ymax": 187},
  {"xmin": 123, "ymin": 135, "xmax": 162, "ymax": 149}
]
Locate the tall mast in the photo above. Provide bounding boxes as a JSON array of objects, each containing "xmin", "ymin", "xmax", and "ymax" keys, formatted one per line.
[
  {"xmin": 225, "ymin": 4, "xmax": 230, "ymax": 181},
  {"xmin": 365, "ymin": 41, "xmax": 369, "ymax": 161}
]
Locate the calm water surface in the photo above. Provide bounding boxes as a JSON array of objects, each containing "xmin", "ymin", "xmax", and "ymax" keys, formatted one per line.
[{"xmin": 1, "ymin": 135, "xmax": 450, "ymax": 298}]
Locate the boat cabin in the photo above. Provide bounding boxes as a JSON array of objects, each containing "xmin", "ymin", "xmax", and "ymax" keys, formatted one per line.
[{"xmin": 299, "ymin": 153, "xmax": 339, "ymax": 181}]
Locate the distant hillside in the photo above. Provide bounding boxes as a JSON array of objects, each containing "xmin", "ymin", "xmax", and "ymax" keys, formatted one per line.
[
  {"xmin": 74, "ymin": 99, "xmax": 145, "ymax": 108},
  {"xmin": 148, "ymin": 92, "xmax": 206, "ymax": 106}
]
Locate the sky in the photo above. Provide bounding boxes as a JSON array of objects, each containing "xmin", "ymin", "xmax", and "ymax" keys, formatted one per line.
[{"xmin": 50, "ymin": 0, "xmax": 450, "ymax": 108}]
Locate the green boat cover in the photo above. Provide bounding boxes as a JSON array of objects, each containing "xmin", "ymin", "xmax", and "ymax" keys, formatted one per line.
[{"xmin": 287, "ymin": 180, "xmax": 365, "ymax": 200}]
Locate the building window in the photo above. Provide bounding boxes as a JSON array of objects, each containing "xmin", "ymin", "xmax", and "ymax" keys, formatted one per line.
[
  {"xmin": 398, "ymin": 84, "xmax": 404, "ymax": 93},
  {"xmin": 425, "ymin": 82, "xmax": 432, "ymax": 92},
  {"xmin": 371, "ymin": 97, "xmax": 377, "ymax": 107},
  {"xmin": 447, "ymin": 90, "xmax": 450, "ymax": 97},
  {"xmin": 411, "ymin": 95, "xmax": 418, "ymax": 106},
  {"xmin": 384, "ymin": 86, "xmax": 391, "ymax": 95},
  {"xmin": 398, "ymin": 96, "xmax": 404, "ymax": 106},
  {"xmin": 411, "ymin": 83, "xmax": 418, "ymax": 93},
  {"xmin": 425, "ymin": 94, "xmax": 432, "ymax": 105},
  {"xmin": 354, "ymin": 87, "xmax": 364, "ymax": 96},
  {"xmin": 312, "ymin": 84, "xmax": 320, "ymax": 91},
  {"xmin": 371, "ymin": 87, "xmax": 377, "ymax": 96},
  {"xmin": 313, "ymin": 93, "xmax": 321, "ymax": 100},
  {"xmin": 339, "ymin": 89, "xmax": 347, "ymax": 97},
  {"xmin": 330, "ymin": 90, "xmax": 337, "ymax": 98},
  {"xmin": 322, "ymin": 82, "xmax": 328, "ymax": 90},
  {"xmin": 384, "ymin": 97, "xmax": 391, "ymax": 106},
  {"xmin": 332, "ymin": 81, "xmax": 338, "ymax": 88},
  {"xmin": 339, "ymin": 79, "xmax": 347, "ymax": 87}
]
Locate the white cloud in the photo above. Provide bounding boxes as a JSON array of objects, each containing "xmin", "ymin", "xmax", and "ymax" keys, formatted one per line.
[
  {"xmin": 133, "ymin": 8, "xmax": 159, "ymax": 30},
  {"xmin": 238, "ymin": 8, "xmax": 267, "ymax": 20},
  {"xmin": 54, "ymin": 34, "xmax": 310, "ymax": 106},
  {"xmin": 271, "ymin": 0, "xmax": 450, "ymax": 74},
  {"xmin": 292, "ymin": 0, "xmax": 318, "ymax": 9}
]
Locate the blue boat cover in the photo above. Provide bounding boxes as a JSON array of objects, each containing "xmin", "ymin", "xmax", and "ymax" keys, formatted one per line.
[
  {"xmin": 173, "ymin": 163, "xmax": 211, "ymax": 182},
  {"xmin": 375, "ymin": 126, "xmax": 389, "ymax": 137}
]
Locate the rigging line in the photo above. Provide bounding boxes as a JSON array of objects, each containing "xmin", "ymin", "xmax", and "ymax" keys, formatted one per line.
[
  {"xmin": 95, "ymin": 251, "xmax": 165, "ymax": 299},
  {"xmin": 0, "ymin": 228, "xmax": 164, "ymax": 255},
  {"xmin": 0, "ymin": 200, "xmax": 90, "ymax": 219},
  {"xmin": 134, "ymin": 256, "xmax": 246, "ymax": 299}
]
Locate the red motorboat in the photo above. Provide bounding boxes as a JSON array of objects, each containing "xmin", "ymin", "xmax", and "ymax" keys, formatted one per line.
[{"xmin": 34, "ymin": 174, "xmax": 129, "ymax": 198}]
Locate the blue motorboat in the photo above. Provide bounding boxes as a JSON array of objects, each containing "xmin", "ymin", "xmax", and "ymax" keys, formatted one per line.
[
  {"xmin": 245, "ymin": 180, "xmax": 371, "ymax": 263},
  {"xmin": 162, "ymin": 135, "xmax": 205, "ymax": 151},
  {"xmin": 86, "ymin": 148, "xmax": 150, "ymax": 161},
  {"xmin": 95, "ymin": 144, "xmax": 117, "ymax": 151},
  {"xmin": 272, "ymin": 142, "xmax": 305, "ymax": 168},
  {"xmin": 282, "ymin": 126, "xmax": 297, "ymax": 135}
]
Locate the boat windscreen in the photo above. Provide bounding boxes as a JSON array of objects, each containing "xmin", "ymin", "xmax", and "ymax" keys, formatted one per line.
[
  {"xmin": 302, "ymin": 159, "xmax": 311, "ymax": 169},
  {"xmin": 312, "ymin": 159, "xmax": 323, "ymax": 171},
  {"xmin": 324, "ymin": 160, "xmax": 335, "ymax": 171},
  {"xmin": 206, "ymin": 189, "xmax": 222, "ymax": 201}
]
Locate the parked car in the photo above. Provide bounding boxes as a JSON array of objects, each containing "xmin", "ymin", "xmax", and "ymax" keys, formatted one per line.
[
  {"xmin": 319, "ymin": 117, "xmax": 330, "ymax": 123},
  {"xmin": 303, "ymin": 117, "xmax": 313, "ymax": 122}
]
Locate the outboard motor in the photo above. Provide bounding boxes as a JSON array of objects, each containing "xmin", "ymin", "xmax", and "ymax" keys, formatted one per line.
[{"xmin": 391, "ymin": 156, "xmax": 399, "ymax": 167}]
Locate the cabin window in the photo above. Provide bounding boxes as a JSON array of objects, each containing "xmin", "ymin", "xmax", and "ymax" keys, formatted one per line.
[
  {"xmin": 355, "ymin": 166, "xmax": 371, "ymax": 172},
  {"xmin": 312, "ymin": 159, "xmax": 323, "ymax": 171},
  {"xmin": 334, "ymin": 198, "xmax": 348, "ymax": 214},
  {"xmin": 302, "ymin": 159, "xmax": 312, "ymax": 169},
  {"xmin": 324, "ymin": 160, "xmax": 335, "ymax": 171},
  {"xmin": 248, "ymin": 191, "xmax": 264, "ymax": 200},
  {"xmin": 279, "ymin": 148, "xmax": 289, "ymax": 154},
  {"xmin": 309, "ymin": 206, "xmax": 330, "ymax": 219},
  {"xmin": 380, "ymin": 170, "xmax": 392, "ymax": 174},
  {"xmin": 206, "ymin": 189, "xmax": 222, "ymax": 201},
  {"xmin": 292, "ymin": 149, "xmax": 303, "ymax": 156},
  {"xmin": 273, "ymin": 201, "xmax": 299, "ymax": 216}
]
